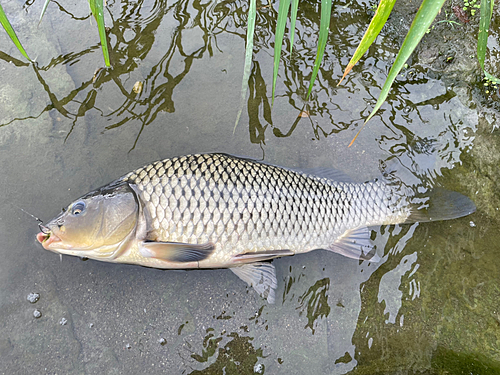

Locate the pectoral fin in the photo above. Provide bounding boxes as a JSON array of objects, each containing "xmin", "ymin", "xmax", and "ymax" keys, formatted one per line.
[
  {"xmin": 232, "ymin": 249, "xmax": 294, "ymax": 263},
  {"xmin": 328, "ymin": 227, "xmax": 380, "ymax": 262},
  {"xmin": 139, "ymin": 241, "xmax": 215, "ymax": 262},
  {"xmin": 230, "ymin": 263, "xmax": 278, "ymax": 304}
]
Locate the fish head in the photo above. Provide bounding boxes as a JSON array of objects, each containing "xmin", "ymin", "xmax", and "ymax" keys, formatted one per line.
[{"xmin": 37, "ymin": 182, "xmax": 139, "ymax": 259}]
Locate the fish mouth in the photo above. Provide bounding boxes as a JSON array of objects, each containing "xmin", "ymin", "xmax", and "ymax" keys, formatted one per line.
[{"xmin": 36, "ymin": 231, "xmax": 61, "ymax": 250}]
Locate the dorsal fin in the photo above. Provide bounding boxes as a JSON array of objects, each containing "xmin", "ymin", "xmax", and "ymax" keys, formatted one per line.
[
  {"xmin": 217, "ymin": 153, "xmax": 355, "ymax": 182},
  {"xmin": 296, "ymin": 167, "xmax": 355, "ymax": 182}
]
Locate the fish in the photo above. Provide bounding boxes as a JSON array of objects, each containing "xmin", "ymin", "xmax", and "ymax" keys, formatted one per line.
[{"xmin": 36, "ymin": 153, "xmax": 476, "ymax": 303}]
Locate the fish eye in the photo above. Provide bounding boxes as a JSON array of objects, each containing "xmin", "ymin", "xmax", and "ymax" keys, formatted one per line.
[{"xmin": 71, "ymin": 201, "xmax": 86, "ymax": 216}]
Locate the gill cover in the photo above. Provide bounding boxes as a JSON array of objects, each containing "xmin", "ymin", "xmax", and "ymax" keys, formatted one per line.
[{"xmin": 45, "ymin": 181, "xmax": 139, "ymax": 253}]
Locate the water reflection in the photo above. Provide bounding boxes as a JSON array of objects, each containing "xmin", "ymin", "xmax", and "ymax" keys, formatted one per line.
[
  {"xmin": 189, "ymin": 331, "xmax": 264, "ymax": 374},
  {"xmin": 190, "ymin": 328, "xmax": 223, "ymax": 363},
  {"xmin": 0, "ymin": 51, "xmax": 30, "ymax": 67},
  {"xmin": 0, "ymin": 0, "xmax": 491, "ymax": 373},
  {"xmin": 247, "ymin": 61, "xmax": 270, "ymax": 145},
  {"xmin": 2, "ymin": 0, "xmax": 468, "ymax": 150},
  {"xmin": 281, "ymin": 265, "xmax": 306, "ymax": 303},
  {"xmin": 3, "ymin": 0, "xmax": 246, "ymax": 148},
  {"xmin": 297, "ymin": 277, "xmax": 331, "ymax": 334}
]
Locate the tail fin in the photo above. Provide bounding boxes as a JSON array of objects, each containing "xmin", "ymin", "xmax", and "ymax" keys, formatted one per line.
[{"xmin": 404, "ymin": 188, "xmax": 476, "ymax": 223}]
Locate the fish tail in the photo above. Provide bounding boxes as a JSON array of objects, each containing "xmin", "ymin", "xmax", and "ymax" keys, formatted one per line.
[
  {"xmin": 404, "ymin": 187, "xmax": 476, "ymax": 223},
  {"xmin": 379, "ymin": 158, "xmax": 475, "ymax": 223}
]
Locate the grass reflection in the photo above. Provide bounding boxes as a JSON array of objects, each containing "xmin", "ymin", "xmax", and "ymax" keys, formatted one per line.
[{"xmin": 1, "ymin": 0, "xmax": 468, "ymax": 149}]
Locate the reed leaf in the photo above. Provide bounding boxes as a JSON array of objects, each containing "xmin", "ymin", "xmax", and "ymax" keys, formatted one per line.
[
  {"xmin": 338, "ymin": 0, "xmax": 396, "ymax": 85},
  {"xmin": 289, "ymin": 0, "xmax": 299, "ymax": 54},
  {"xmin": 272, "ymin": 0, "xmax": 292, "ymax": 105},
  {"xmin": 88, "ymin": 0, "xmax": 110, "ymax": 67},
  {"xmin": 306, "ymin": 0, "xmax": 332, "ymax": 99},
  {"xmin": 234, "ymin": 0, "xmax": 257, "ymax": 131},
  {"xmin": 0, "ymin": 3, "xmax": 31, "ymax": 61},
  {"xmin": 477, "ymin": 0, "xmax": 500, "ymax": 83},
  {"xmin": 349, "ymin": 0, "xmax": 445, "ymax": 146},
  {"xmin": 39, "ymin": 0, "xmax": 51, "ymax": 25}
]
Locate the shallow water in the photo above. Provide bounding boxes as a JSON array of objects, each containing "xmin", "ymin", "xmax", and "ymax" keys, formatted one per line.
[{"xmin": 0, "ymin": 0, "xmax": 499, "ymax": 373}]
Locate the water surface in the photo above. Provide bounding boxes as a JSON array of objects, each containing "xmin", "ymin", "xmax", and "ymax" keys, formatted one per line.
[{"xmin": 0, "ymin": 0, "xmax": 499, "ymax": 373}]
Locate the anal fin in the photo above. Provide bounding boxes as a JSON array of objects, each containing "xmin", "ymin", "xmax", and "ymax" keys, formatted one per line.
[
  {"xmin": 230, "ymin": 263, "xmax": 278, "ymax": 304},
  {"xmin": 139, "ymin": 241, "xmax": 215, "ymax": 263},
  {"xmin": 329, "ymin": 227, "xmax": 379, "ymax": 262}
]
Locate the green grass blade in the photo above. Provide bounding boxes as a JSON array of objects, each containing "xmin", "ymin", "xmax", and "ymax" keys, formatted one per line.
[
  {"xmin": 234, "ymin": 0, "xmax": 257, "ymax": 132},
  {"xmin": 477, "ymin": 0, "xmax": 500, "ymax": 83},
  {"xmin": 339, "ymin": 0, "xmax": 396, "ymax": 85},
  {"xmin": 306, "ymin": 0, "xmax": 332, "ymax": 99},
  {"xmin": 39, "ymin": 0, "xmax": 51, "ymax": 25},
  {"xmin": 350, "ymin": 0, "xmax": 445, "ymax": 146},
  {"xmin": 88, "ymin": 0, "xmax": 110, "ymax": 67},
  {"xmin": 477, "ymin": 0, "xmax": 491, "ymax": 69},
  {"xmin": 289, "ymin": 0, "xmax": 299, "ymax": 54},
  {"xmin": 272, "ymin": 0, "xmax": 291, "ymax": 105},
  {"xmin": 0, "ymin": 3, "xmax": 31, "ymax": 61}
]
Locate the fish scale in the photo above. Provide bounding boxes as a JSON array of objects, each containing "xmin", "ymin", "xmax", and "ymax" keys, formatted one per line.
[{"xmin": 122, "ymin": 153, "xmax": 398, "ymax": 264}]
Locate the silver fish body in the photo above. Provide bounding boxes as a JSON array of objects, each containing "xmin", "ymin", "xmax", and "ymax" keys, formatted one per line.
[
  {"xmin": 37, "ymin": 153, "xmax": 475, "ymax": 302},
  {"xmin": 123, "ymin": 154, "xmax": 403, "ymax": 265}
]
